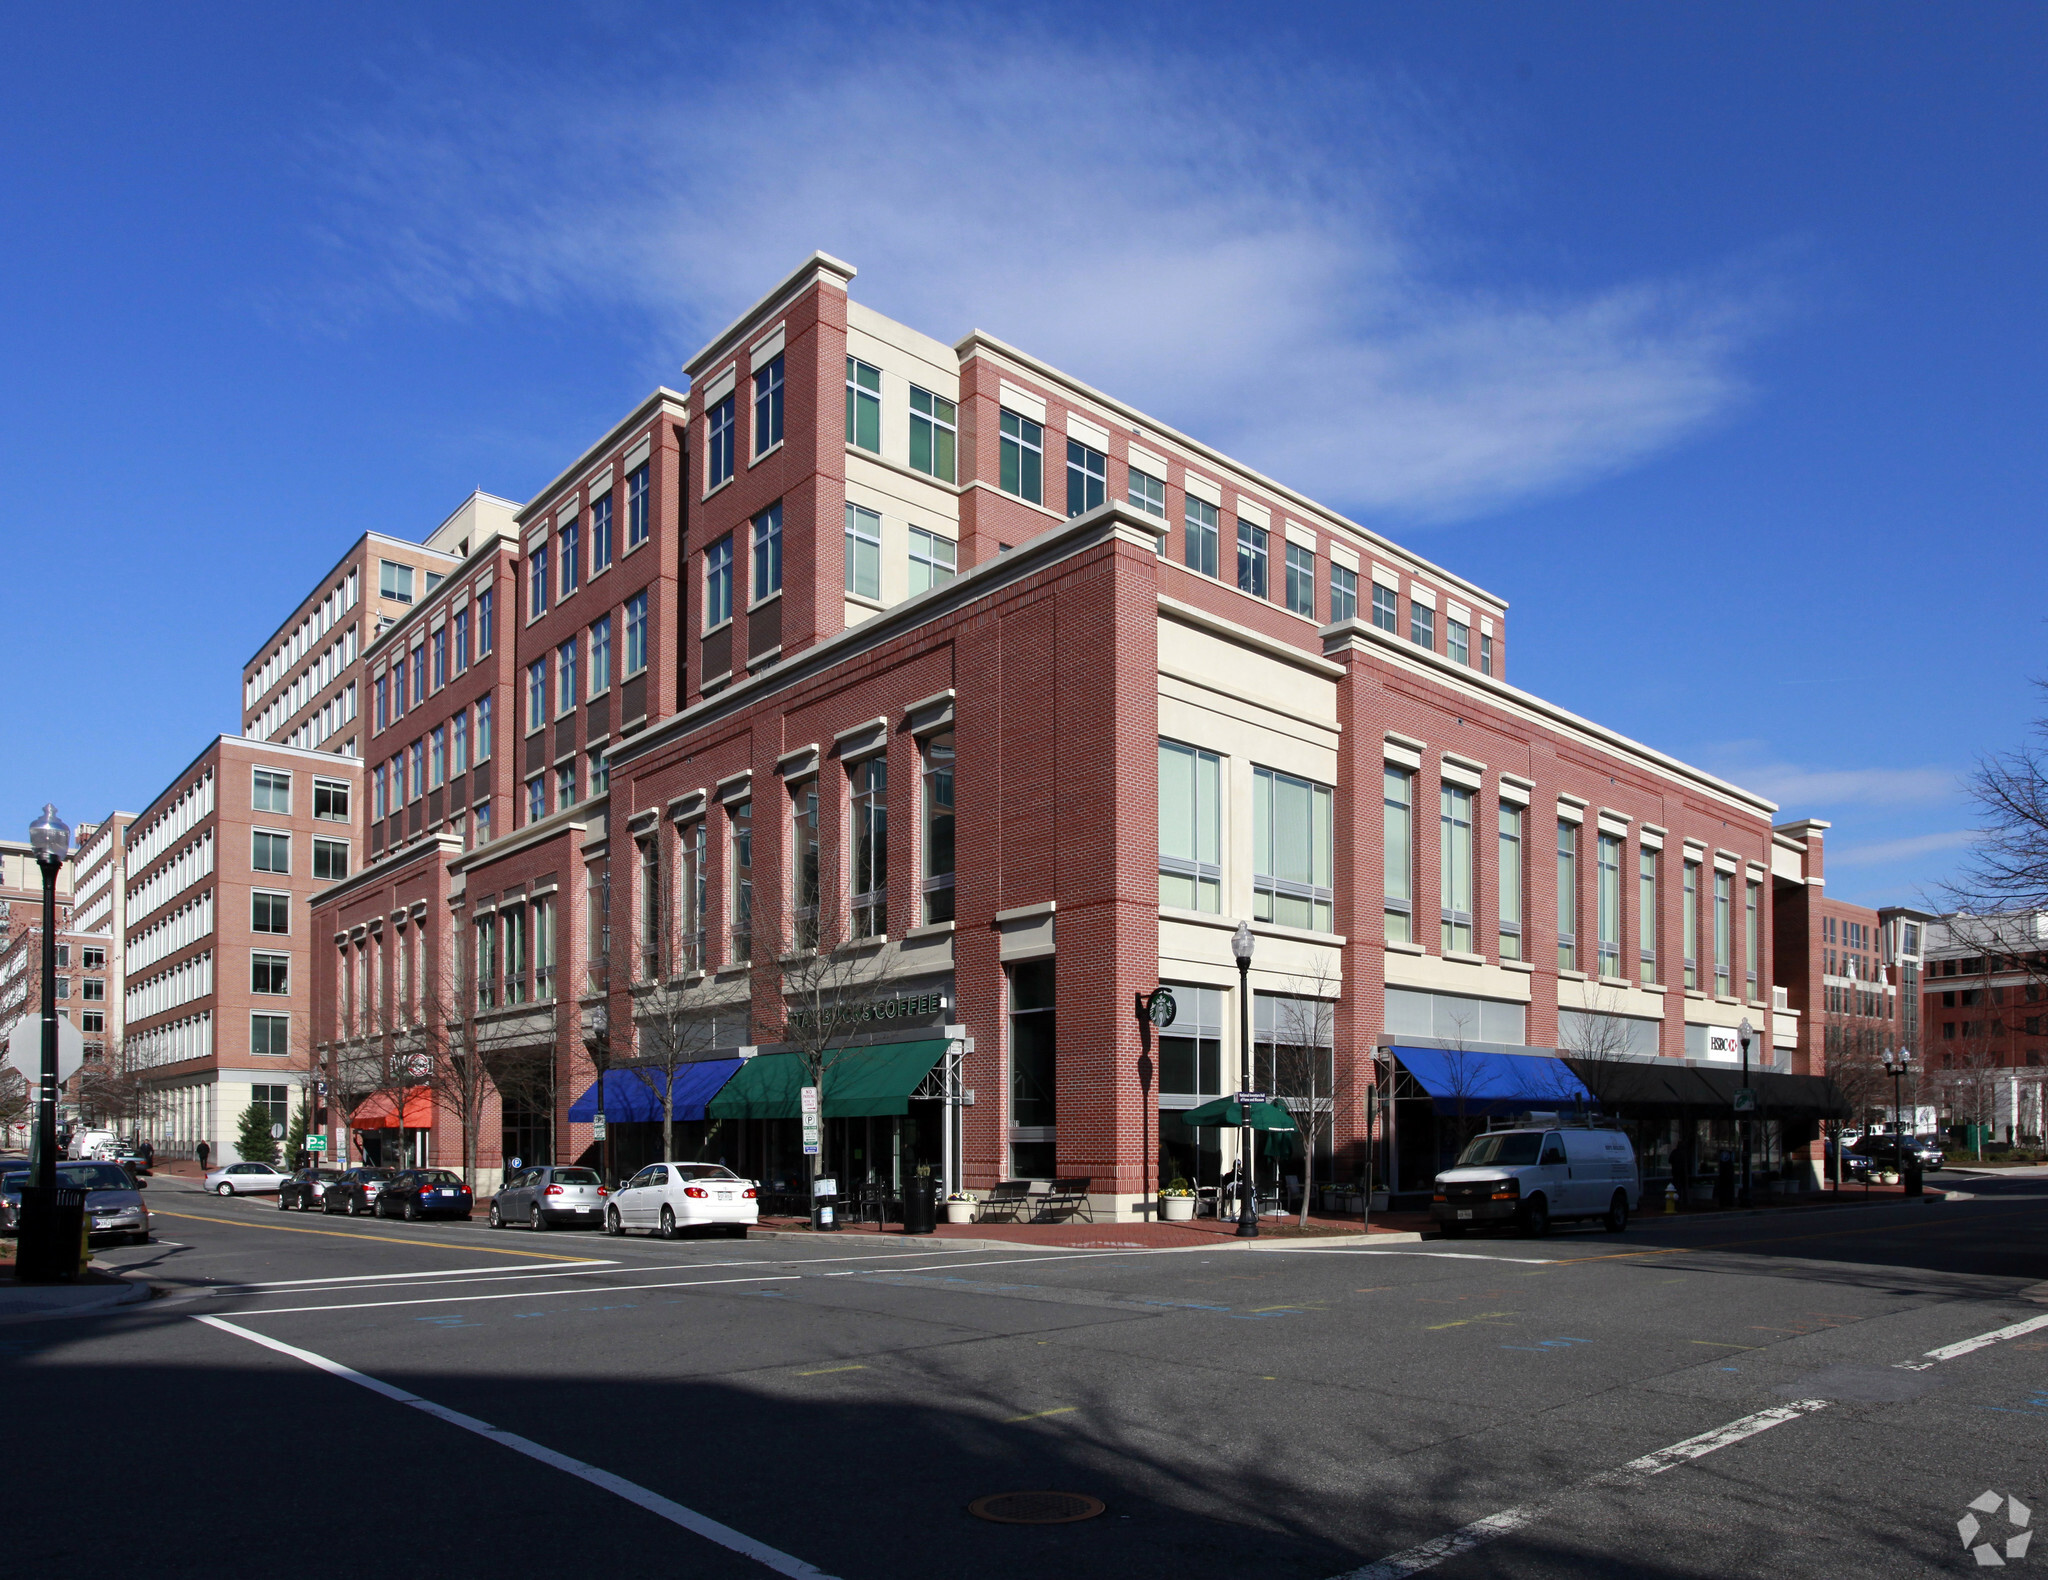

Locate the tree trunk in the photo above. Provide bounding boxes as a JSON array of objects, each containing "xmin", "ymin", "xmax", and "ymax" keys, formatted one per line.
[{"xmin": 663, "ymin": 1097, "xmax": 674, "ymax": 1164}]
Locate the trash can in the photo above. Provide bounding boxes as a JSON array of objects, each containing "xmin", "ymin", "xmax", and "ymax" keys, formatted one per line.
[
  {"xmin": 1904, "ymin": 1159, "xmax": 1924, "ymax": 1197},
  {"xmin": 812, "ymin": 1176, "xmax": 839, "ymax": 1231},
  {"xmin": 14, "ymin": 1185, "xmax": 87, "ymax": 1282},
  {"xmin": 903, "ymin": 1175, "xmax": 939, "ymax": 1235}
]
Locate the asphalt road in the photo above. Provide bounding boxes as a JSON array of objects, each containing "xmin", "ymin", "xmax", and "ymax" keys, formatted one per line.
[{"xmin": 12, "ymin": 1172, "xmax": 2046, "ymax": 1578}]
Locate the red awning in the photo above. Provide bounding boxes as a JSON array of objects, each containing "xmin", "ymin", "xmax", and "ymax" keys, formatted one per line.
[{"xmin": 350, "ymin": 1086, "xmax": 434, "ymax": 1130}]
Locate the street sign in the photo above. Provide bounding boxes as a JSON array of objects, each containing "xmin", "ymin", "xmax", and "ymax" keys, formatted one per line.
[
  {"xmin": 306, "ymin": 1135, "xmax": 327, "ymax": 1153},
  {"xmin": 592, "ymin": 1115, "xmax": 607, "ymax": 1141},
  {"xmin": 1234, "ymin": 1090, "xmax": 1267, "ymax": 1106},
  {"xmin": 1145, "ymin": 987, "xmax": 1178, "ymax": 1029},
  {"xmin": 1733, "ymin": 1088, "xmax": 1759, "ymax": 1114},
  {"xmin": 5, "ymin": 1014, "xmax": 85, "ymax": 1088},
  {"xmin": 801, "ymin": 1085, "xmax": 821, "ymax": 1156}
]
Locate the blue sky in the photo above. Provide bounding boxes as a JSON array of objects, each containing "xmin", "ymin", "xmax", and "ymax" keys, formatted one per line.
[{"xmin": 2, "ymin": 3, "xmax": 2041, "ymax": 907}]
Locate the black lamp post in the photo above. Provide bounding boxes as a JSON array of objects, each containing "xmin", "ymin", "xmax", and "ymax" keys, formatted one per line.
[
  {"xmin": 1232, "ymin": 922, "xmax": 1258, "ymax": 1239},
  {"xmin": 18, "ymin": 804, "xmax": 72, "ymax": 1280},
  {"xmin": 1737, "ymin": 1016, "xmax": 1753, "ymax": 1209},
  {"xmin": 1882, "ymin": 1047, "xmax": 1915, "ymax": 1187}
]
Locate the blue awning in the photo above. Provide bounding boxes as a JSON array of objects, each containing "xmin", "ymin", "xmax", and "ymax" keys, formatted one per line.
[
  {"xmin": 1391, "ymin": 1046, "xmax": 1594, "ymax": 1117},
  {"xmin": 568, "ymin": 1060, "xmax": 745, "ymax": 1124}
]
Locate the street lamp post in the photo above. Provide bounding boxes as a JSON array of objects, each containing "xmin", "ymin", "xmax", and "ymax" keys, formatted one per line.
[
  {"xmin": 18, "ymin": 805, "xmax": 72, "ymax": 1280},
  {"xmin": 1232, "ymin": 922, "xmax": 1258, "ymax": 1240},
  {"xmin": 1737, "ymin": 1016, "xmax": 1753, "ymax": 1209},
  {"xmin": 1882, "ymin": 1048, "xmax": 1916, "ymax": 1192}
]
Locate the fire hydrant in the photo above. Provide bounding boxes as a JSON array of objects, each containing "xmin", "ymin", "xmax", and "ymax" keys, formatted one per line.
[{"xmin": 1664, "ymin": 1183, "xmax": 1679, "ymax": 1215}]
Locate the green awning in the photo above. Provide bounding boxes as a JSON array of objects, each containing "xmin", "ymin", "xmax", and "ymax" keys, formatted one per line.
[
  {"xmin": 706, "ymin": 1040, "xmax": 951, "ymax": 1121},
  {"xmin": 1181, "ymin": 1097, "xmax": 1300, "ymax": 1132}
]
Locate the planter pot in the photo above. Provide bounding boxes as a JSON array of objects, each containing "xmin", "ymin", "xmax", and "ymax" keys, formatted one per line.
[
  {"xmin": 1321, "ymin": 1190, "xmax": 1345, "ymax": 1213},
  {"xmin": 1369, "ymin": 1191, "xmax": 1390, "ymax": 1213},
  {"xmin": 944, "ymin": 1202, "xmax": 979, "ymax": 1224},
  {"xmin": 1161, "ymin": 1195, "xmax": 1195, "ymax": 1222}
]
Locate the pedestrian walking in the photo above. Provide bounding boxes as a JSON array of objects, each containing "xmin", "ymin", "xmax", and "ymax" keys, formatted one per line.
[{"xmin": 196, "ymin": 1139, "xmax": 210, "ymax": 1173}]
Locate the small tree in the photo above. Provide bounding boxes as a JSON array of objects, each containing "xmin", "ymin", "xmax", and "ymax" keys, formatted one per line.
[
  {"xmin": 1261, "ymin": 953, "xmax": 1349, "ymax": 1225},
  {"xmin": 236, "ymin": 1101, "xmax": 280, "ymax": 1166},
  {"xmin": 75, "ymin": 1038, "xmax": 148, "ymax": 1131},
  {"xmin": 626, "ymin": 842, "xmax": 743, "ymax": 1164}
]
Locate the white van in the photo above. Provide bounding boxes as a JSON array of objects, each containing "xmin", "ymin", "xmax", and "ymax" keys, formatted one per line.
[
  {"xmin": 66, "ymin": 1129, "xmax": 120, "ymax": 1161},
  {"xmin": 1432, "ymin": 1115, "xmax": 1640, "ymax": 1238}
]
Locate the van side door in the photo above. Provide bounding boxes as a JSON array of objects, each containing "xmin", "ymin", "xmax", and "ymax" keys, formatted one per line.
[{"xmin": 1532, "ymin": 1133, "xmax": 1570, "ymax": 1215}]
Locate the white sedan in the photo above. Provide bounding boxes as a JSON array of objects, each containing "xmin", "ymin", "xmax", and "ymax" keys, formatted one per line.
[
  {"xmin": 605, "ymin": 1162, "xmax": 758, "ymax": 1239},
  {"xmin": 206, "ymin": 1161, "xmax": 290, "ymax": 1196}
]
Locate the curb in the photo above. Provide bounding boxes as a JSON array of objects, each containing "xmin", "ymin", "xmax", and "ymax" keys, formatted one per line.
[
  {"xmin": 746, "ymin": 1226, "xmax": 1429, "ymax": 1251},
  {"xmin": 0, "ymin": 1274, "xmax": 153, "ymax": 1325}
]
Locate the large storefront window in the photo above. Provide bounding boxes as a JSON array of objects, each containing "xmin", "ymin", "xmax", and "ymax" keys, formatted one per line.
[
  {"xmin": 1009, "ymin": 959, "xmax": 1057, "ymax": 1178},
  {"xmin": 1158, "ymin": 984, "xmax": 1224, "ymax": 1191}
]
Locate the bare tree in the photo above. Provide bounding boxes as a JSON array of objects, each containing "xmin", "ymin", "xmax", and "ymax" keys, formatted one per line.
[
  {"xmin": 1556, "ymin": 985, "xmax": 1644, "ymax": 1114},
  {"xmin": 414, "ymin": 945, "xmax": 494, "ymax": 1190},
  {"xmin": 1951, "ymin": 687, "xmax": 2048, "ymax": 916},
  {"xmin": 1260, "ymin": 954, "xmax": 1350, "ymax": 1226},
  {"xmin": 75, "ymin": 1038, "xmax": 146, "ymax": 1130}
]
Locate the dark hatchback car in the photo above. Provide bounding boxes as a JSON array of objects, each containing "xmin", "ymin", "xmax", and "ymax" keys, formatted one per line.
[
  {"xmin": 1851, "ymin": 1133, "xmax": 1946, "ymax": 1173},
  {"xmin": 376, "ymin": 1169, "xmax": 474, "ymax": 1221},
  {"xmin": 279, "ymin": 1168, "xmax": 350, "ymax": 1211},
  {"xmin": 1823, "ymin": 1139, "xmax": 1875, "ymax": 1183},
  {"xmin": 321, "ymin": 1167, "xmax": 398, "ymax": 1215}
]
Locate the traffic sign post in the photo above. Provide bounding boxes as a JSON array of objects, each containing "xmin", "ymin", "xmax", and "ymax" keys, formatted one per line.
[
  {"xmin": 6, "ymin": 1015, "xmax": 85, "ymax": 1089},
  {"xmin": 800, "ymin": 1085, "xmax": 821, "ymax": 1156},
  {"xmin": 306, "ymin": 1135, "xmax": 327, "ymax": 1153}
]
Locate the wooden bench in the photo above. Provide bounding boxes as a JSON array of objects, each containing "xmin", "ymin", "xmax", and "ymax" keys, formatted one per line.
[
  {"xmin": 979, "ymin": 1179, "xmax": 1034, "ymax": 1222},
  {"xmin": 1035, "ymin": 1177, "xmax": 1094, "ymax": 1222}
]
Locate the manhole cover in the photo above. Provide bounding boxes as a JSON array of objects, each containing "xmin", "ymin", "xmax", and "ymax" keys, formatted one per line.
[{"xmin": 968, "ymin": 1491, "xmax": 1106, "ymax": 1524}]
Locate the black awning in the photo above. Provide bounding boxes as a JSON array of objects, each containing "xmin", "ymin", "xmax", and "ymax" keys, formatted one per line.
[{"xmin": 1562, "ymin": 1057, "xmax": 1850, "ymax": 1121}]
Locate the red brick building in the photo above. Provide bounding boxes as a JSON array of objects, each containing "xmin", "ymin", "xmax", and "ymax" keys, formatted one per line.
[{"xmin": 312, "ymin": 252, "xmax": 1849, "ymax": 1213}]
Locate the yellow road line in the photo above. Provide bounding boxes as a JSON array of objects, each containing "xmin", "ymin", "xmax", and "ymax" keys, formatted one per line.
[
  {"xmin": 1425, "ymin": 1310, "xmax": 1516, "ymax": 1330},
  {"xmin": 796, "ymin": 1364, "xmax": 868, "ymax": 1377},
  {"xmin": 150, "ymin": 1209, "xmax": 602, "ymax": 1262},
  {"xmin": 1005, "ymin": 1406, "xmax": 1077, "ymax": 1423},
  {"xmin": 1692, "ymin": 1341, "xmax": 1762, "ymax": 1349}
]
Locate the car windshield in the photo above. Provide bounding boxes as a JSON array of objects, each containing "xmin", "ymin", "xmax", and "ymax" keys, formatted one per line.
[
  {"xmin": 1455, "ymin": 1133, "xmax": 1544, "ymax": 1168},
  {"xmin": 549, "ymin": 1168, "xmax": 601, "ymax": 1186},
  {"xmin": 57, "ymin": 1164, "xmax": 134, "ymax": 1191},
  {"xmin": 676, "ymin": 1164, "xmax": 741, "ymax": 1181},
  {"xmin": 418, "ymin": 1171, "xmax": 465, "ymax": 1186},
  {"xmin": 357, "ymin": 1170, "xmax": 395, "ymax": 1181}
]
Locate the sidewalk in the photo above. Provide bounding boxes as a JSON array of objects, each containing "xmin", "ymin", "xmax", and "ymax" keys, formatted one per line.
[
  {"xmin": 0, "ymin": 1264, "xmax": 153, "ymax": 1322},
  {"xmin": 751, "ymin": 1207, "xmax": 1432, "ymax": 1249}
]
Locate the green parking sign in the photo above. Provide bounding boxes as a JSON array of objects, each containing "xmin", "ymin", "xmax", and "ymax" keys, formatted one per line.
[{"xmin": 305, "ymin": 1135, "xmax": 327, "ymax": 1152}]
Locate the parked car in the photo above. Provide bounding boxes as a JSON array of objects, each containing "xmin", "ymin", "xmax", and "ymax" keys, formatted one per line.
[
  {"xmin": 1433, "ymin": 1120, "xmax": 1640, "ymax": 1238},
  {"xmin": 604, "ymin": 1162, "xmax": 759, "ymax": 1239},
  {"xmin": 1824, "ymin": 1139, "xmax": 1876, "ymax": 1183},
  {"xmin": 278, "ymin": 1168, "xmax": 350, "ymax": 1211},
  {"xmin": 375, "ymin": 1169, "xmax": 474, "ymax": 1221},
  {"xmin": 0, "ymin": 1163, "xmax": 31, "ymax": 1233},
  {"xmin": 491, "ymin": 1165, "xmax": 607, "ymax": 1230},
  {"xmin": 30, "ymin": 1160, "xmax": 152, "ymax": 1245},
  {"xmin": 116, "ymin": 1140, "xmax": 153, "ymax": 1177},
  {"xmin": 322, "ymin": 1167, "xmax": 398, "ymax": 1215},
  {"xmin": 65, "ymin": 1129, "xmax": 120, "ymax": 1161},
  {"xmin": 206, "ymin": 1161, "xmax": 290, "ymax": 1196},
  {"xmin": 1850, "ymin": 1133, "xmax": 1946, "ymax": 1173}
]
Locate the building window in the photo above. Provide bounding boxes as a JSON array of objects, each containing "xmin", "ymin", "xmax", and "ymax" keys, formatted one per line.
[
  {"xmin": 1498, "ymin": 805, "xmax": 1523, "ymax": 960},
  {"xmin": 375, "ymin": 674, "xmax": 389, "ymax": 731},
  {"xmin": 923, "ymin": 732, "xmax": 955, "ymax": 925},
  {"xmin": 1714, "ymin": 870, "xmax": 1733, "ymax": 996},
  {"xmin": 527, "ymin": 777, "xmax": 546, "ymax": 824},
  {"xmin": 314, "ymin": 777, "xmax": 350, "ymax": 821},
  {"xmin": 675, "ymin": 821, "xmax": 706, "ymax": 973},
  {"xmin": 1157, "ymin": 984, "xmax": 1224, "ymax": 1099},
  {"xmin": 1683, "ymin": 860, "xmax": 1700, "ymax": 990},
  {"xmin": 533, "ymin": 895, "xmax": 557, "ymax": 999},
  {"xmin": 82, "ymin": 947, "xmax": 104, "ymax": 970},
  {"xmin": 1556, "ymin": 821, "xmax": 1579, "ymax": 972},
  {"xmin": 708, "ymin": 399, "xmax": 735, "ymax": 488},
  {"xmin": 628, "ymin": 463, "xmax": 650, "ymax": 548},
  {"xmin": 1441, "ymin": 785, "xmax": 1474, "ymax": 954},
  {"xmin": 253, "ymin": 768, "xmax": 291, "ymax": 814},
  {"xmin": 999, "ymin": 410, "xmax": 1043, "ymax": 504},
  {"xmin": 477, "ymin": 696, "xmax": 492, "ymax": 759},
  {"xmin": 592, "ymin": 494, "xmax": 613, "ymax": 572},
  {"xmin": 1596, "ymin": 833, "xmax": 1622, "ymax": 977},
  {"xmin": 557, "ymin": 638, "xmax": 579, "ymax": 714},
  {"xmin": 845, "ymin": 504, "xmax": 882, "ymax": 600},
  {"xmin": 82, "ymin": 1011, "xmax": 105, "ymax": 1033},
  {"xmin": 78, "ymin": 978, "xmax": 103, "ymax": 1003},
  {"xmin": 474, "ymin": 801, "xmax": 491, "ymax": 845},
  {"xmin": 1284, "ymin": 543, "xmax": 1315, "ymax": 618},
  {"xmin": 252, "ymin": 890, "xmax": 290, "ymax": 936},
  {"xmin": 391, "ymin": 656, "xmax": 407, "ymax": 720},
  {"xmin": 908, "ymin": 527, "xmax": 956, "ymax": 594},
  {"xmin": 1129, "ymin": 468, "xmax": 1166, "ymax": 518},
  {"xmin": 752, "ymin": 504, "xmax": 783, "ymax": 601},
  {"xmin": 588, "ymin": 746, "xmax": 607, "ymax": 798},
  {"xmin": 503, "ymin": 903, "xmax": 529, "ymax": 1004},
  {"xmin": 1411, "ymin": 601, "xmax": 1435, "ymax": 650},
  {"xmin": 1480, "ymin": 632, "xmax": 1494, "ymax": 676},
  {"xmin": 910, "ymin": 386, "xmax": 956, "ymax": 481},
  {"xmin": 392, "ymin": 750, "xmax": 407, "ymax": 807},
  {"xmin": 851, "ymin": 758, "xmax": 888, "ymax": 940},
  {"xmin": 790, "ymin": 785, "xmax": 820, "ymax": 951},
  {"xmin": 430, "ymin": 725, "xmax": 447, "ymax": 788},
  {"xmin": 252, "ymin": 952, "xmax": 290, "ymax": 996},
  {"xmin": 380, "ymin": 560, "xmax": 415, "ymax": 603},
  {"xmin": 754, "ymin": 354, "xmax": 784, "ymax": 454},
  {"xmin": 475, "ymin": 915, "xmax": 497, "ymax": 1009},
  {"xmin": 1009, "ymin": 958, "xmax": 1057, "ymax": 1177},
  {"xmin": 529, "ymin": 544, "xmax": 550, "ymax": 620},
  {"xmin": 1639, "ymin": 848, "xmax": 1659, "ymax": 983},
  {"xmin": 252, "ymin": 1014, "xmax": 289, "ymax": 1057},
  {"xmin": 1372, "ymin": 582, "xmax": 1398, "ymax": 634},
  {"xmin": 730, "ymin": 799, "xmax": 753, "ymax": 963},
  {"xmin": 528, "ymin": 661, "xmax": 548, "ymax": 731},
  {"xmin": 454, "ymin": 608, "xmax": 470, "ymax": 673},
  {"xmin": 625, "ymin": 592, "xmax": 648, "ymax": 675},
  {"xmin": 1329, "ymin": 563, "xmax": 1358, "ymax": 624},
  {"xmin": 846, "ymin": 358, "xmax": 881, "ymax": 453},
  {"xmin": 1385, "ymin": 768, "xmax": 1413, "ymax": 944},
  {"xmin": 314, "ymin": 838, "xmax": 349, "ymax": 881},
  {"xmin": 409, "ymin": 740, "xmax": 425, "ymax": 800},
  {"xmin": 590, "ymin": 615, "xmax": 612, "ymax": 693},
  {"xmin": 411, "ymin": 647, "xmax": 426, "ymax": 706},
  {"xmin": 1181, "ymin": 497, "xmax": 1220, "ymax": 578},
  {"xmin": 559, "ymin": 516, "xmax": 580, "ymax": 596},
  {"xmin": 1746, "ymin": 880, "xmax": 1761, "ymax": 1000},
  {"xmin": 1158, "ymin": 740, "xmax": 1221, "ymax": 914},
  {"xmin": 431, "ymin": 627, "xmax": 448, "ymax": 689},
  {"xmin": 1447, "ymin": 618, "xmax": 1470, "ymax": 667},
  {"xmin": 477, "ymin": 589, "xmax": 494, "ymax": 654},
  {"xmin": 252, "ymin": 831, "xmax": 290, "ymax": 874},
  {"xmin": 557, "ymin": 761, "xmax": 577, "ymax": 810},
  {"xmin": 54, "ymin": 978, "xmax": 68, "ymax": 1000},
  {"xmin": 1253, "ymin": 766, "xmax": 1334, "ymax": 932},
  {"xmin": 1066, "ymin": 441, "xmax": 1106, "ymax": 518},
  {"xmin": 706, "ymin": 536, "xmax": 734, "ymax": 627}
]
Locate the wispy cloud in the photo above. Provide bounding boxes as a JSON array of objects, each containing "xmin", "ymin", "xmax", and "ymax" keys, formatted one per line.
[
  {"xmin": 1700, "ymin": 742, "xmax": 1960, "ymax": 809},
  {"xmin": 304, "ymin": 14, "xmax": 1779, "ymax": 522},
  {"xmin": 1828, "ymin": 829, "xmax": 1977, "ymax": 868}
]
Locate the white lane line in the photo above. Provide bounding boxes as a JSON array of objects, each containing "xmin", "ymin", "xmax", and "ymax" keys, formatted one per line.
[
  {"xmin": 1255, "ymin": 1248, "xmax": 1560, "ymax": 1264},
  {"xmin": 1896, "ymin": 1311, "xmax": 2048, "ymax": 1371},
  {"xmin": 193, "ymin": 1316, "xmax": 836, "ymax": 1578},
  {"xmin": 207, "ymin": 1261, "xmax": 622, "ymax": 1291},
  {"xmin": 227, "ymin": 1273, "xmax": 799, "ymax": 1315},
  {"xmin": 1331, "ymin": 1399, "xmax": 1829, "ymax": 1580}
]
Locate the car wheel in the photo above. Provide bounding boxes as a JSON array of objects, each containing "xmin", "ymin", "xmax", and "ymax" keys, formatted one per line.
[
  {"xmin": 605, "ymin": 1207, "xmax": 624, "ymax": 1237},
  {"xmin": 216, "ymin": 1182, "xmax": 234, "ymax": 1197},
  {"xmin": 659, "ymin": 1206, "xmax": 677, "ymax": 1240},
  {"xmin": 1520, "ymin": 1195, "xmax": 1550, "ymax": 1238},
  {"xmin": 403, "ymin": 1198, "xmax": 420, "ymax": 1222},
  {"xmin": 530, "ymin": 1205, "xmax": 546, "ymax": 1232},
  {"xmin": 277, "ymin": 1193, "xmax": 292, "ymax": 1211},
  {"xmin": 1604, "ymin": 1192, "xmax": 1629, "ymax": 1234},
  {"xmin": 489, "ymin": 1203, "xmax": 503, "ymax": 1229}
]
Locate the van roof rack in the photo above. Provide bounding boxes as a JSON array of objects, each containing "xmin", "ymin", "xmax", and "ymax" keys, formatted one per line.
[{"xmin": 1484, "ymin": 1109, "xmax": 1623, "ymax": 1132}]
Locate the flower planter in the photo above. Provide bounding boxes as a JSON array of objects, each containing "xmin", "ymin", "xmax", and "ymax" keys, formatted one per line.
[
  {"xmin": 1161, "ymin": 1195, "xmax": 1195, "ymax": 1222},
  {"xmin": 944, "ymin": 1201, "xmax": 979, "ymax": 1225}
]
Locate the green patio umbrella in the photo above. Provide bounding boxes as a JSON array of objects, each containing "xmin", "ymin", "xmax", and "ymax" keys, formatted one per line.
[{"xmin": 1181, "ymin": 1096, "xmax": 1299, "ymax": 1133}]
